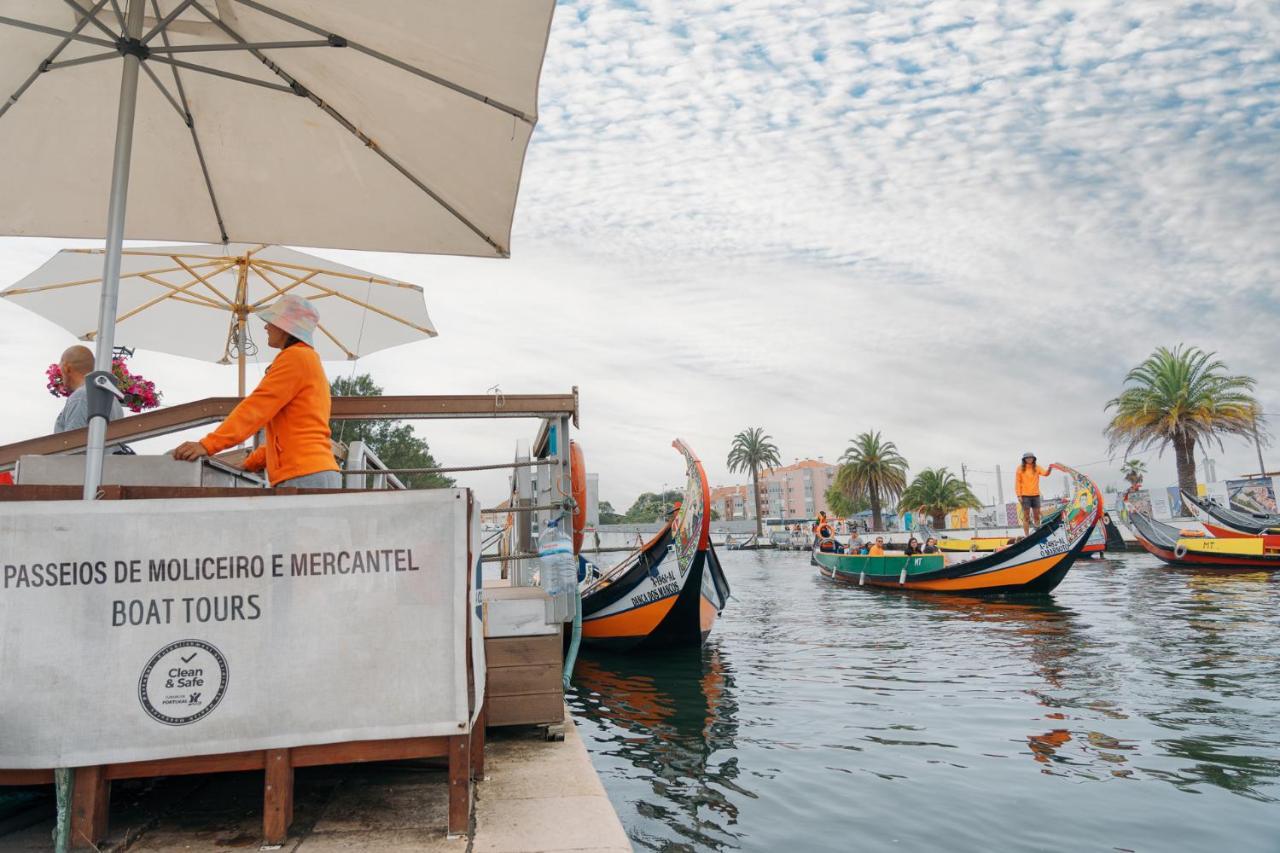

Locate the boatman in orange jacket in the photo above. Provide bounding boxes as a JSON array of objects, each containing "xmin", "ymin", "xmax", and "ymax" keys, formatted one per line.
[
  {"xmin": 172, "ymin": 295, "xmax": 340, "ymax": 489},
  {"xmin": 1015, "ymin": 451, "xmax": 1056, "ymax": 536}
]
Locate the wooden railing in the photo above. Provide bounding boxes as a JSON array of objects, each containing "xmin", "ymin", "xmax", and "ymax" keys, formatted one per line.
[{"xmin": 0, "ymin": 391, "xmax": 578, "ymax": 470}]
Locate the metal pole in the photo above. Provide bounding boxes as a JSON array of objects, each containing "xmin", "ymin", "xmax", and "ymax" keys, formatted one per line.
[
  {"xmin": 83, "ymin": 0, "xmax": 146, "ymax": 500},
  {"xmin": 235, "ymin": 257, "xmax": 248, "ymax": 396},
  {"xmin": 1255, "ymin": 417, "xmax": 1268, "ymax": 480}
]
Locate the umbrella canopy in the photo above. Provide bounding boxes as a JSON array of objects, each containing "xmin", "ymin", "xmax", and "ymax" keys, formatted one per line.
[
  {"xmin": 0, "ymin": 1, "xmax": 553, "ymax": 256},
  {"xmin": 2, "ymin": 243, "xmax": 438, "ymax": 391},
  {"xmin": 0, "ymin": 1, "xmax": 554, "ymax": 499}
]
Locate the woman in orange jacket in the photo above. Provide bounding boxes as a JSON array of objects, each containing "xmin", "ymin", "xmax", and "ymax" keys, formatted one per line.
[{"xmin": 172, "ymin": 295, "xmax": 340, "ymax": 488}]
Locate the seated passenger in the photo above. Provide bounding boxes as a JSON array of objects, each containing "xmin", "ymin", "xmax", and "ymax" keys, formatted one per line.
[
  {"xmin": 868, "ymin": 536, "xmax": 886, "ymax": 556},
  {"xmin": 922, "ymin": 537, "xmax": 940, "ymax": 554},
  {"xmin": 54, "ymin": 345, "xmax": 123, "ymax": 433},
  {"xmin": 904, "ymin": 537, "xmax": 922, "ymax": 556}
]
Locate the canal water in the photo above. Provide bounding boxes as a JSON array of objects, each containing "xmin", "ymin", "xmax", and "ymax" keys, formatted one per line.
[{"xmin": 568, "ymin": 550, "xmax": 1280, "ymax": 852}]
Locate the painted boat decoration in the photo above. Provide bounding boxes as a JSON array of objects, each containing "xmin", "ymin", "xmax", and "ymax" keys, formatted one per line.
[
  {"xmin": 1180, "ymin": 491, "xmax": 1280, "ymax": 538},
  {"xmin": 1127, "ymin": 511, "xmax": 1280, "ymax": 570},
  {"xmin": 579, "ymin": 439, "xmax": 730, "ymax": 652},
  {"xmin": 1102, "ymin": 512, "xmax": 1127, "ymax": 551},
  {"xmin": 814, "ymin": 464, "xmax": 1100, "ymax": 595}
]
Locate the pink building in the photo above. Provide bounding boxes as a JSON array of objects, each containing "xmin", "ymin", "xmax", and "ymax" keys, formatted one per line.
[{"xmin": 712, "ymin": 459, "xmax": 839, "ymax": 521}]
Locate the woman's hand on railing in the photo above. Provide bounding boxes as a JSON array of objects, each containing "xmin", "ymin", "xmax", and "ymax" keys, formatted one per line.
[{"xmin": 172, "ymin": 441, "xmax": 209, "ymax": 461}]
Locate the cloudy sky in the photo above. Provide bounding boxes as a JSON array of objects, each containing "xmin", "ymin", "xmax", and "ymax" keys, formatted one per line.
[{"xmin": 2, "ymin": 0, "xmax": 1278, "ymax": 509}]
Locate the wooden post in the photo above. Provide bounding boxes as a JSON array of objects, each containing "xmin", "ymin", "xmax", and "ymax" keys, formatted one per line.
[
  {"xmin": 448, "ymin": 734, "xmax": 471, "ymax": 835},
  {"xmin": 69, "ymin": 765, "xmax": 109, "ymax": 849},
  {"xmin": 263, "ymin": 748, "xmax": 293, "ymax": 845}
]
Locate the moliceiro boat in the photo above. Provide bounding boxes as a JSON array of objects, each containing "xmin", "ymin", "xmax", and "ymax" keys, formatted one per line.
[
  {"xmin": 814, "ymin": 464, "xmax": 1100, "ymax": 594},
  {"xmin": 1127, "ymin": 511, "xmax": 1280, "ymax": 570},
  {"xmin": 1180, "ymin": 491, "xmax": 1280, "ymax": 538},
  {"xmin": 579, "ymin": 440, "xmax": 730, "ymax": 652}
]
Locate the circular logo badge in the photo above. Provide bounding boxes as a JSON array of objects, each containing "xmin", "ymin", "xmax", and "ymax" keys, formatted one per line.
[{"xmin": 138, "ymin": 640, "xmax": 229, "ymax": 726}]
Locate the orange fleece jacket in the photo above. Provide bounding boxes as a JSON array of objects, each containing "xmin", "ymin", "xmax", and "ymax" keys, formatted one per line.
[
  {"xmin": 1015, "ymin": 464, "xmax": 1050, "ymax": 497},
  {"xmin": 199, "ymin": 343, "xmax": 337, "ymax": 485}
]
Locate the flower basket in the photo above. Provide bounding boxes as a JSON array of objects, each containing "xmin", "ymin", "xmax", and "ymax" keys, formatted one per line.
[{"xmin": 46, "ymin": 353, "xmax": 162, "ymax": 413}]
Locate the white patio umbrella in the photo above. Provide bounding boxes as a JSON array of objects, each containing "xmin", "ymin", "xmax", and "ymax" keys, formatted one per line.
[
  {"xmin": 2, "ymin": 243, "xmax": 438, "ymax": 395},
  {"xmin": 0, "ymin": 0, "xmax": 554, "ymax": 498}
]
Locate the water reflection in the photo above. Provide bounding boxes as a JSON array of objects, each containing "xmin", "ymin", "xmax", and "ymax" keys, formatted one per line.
[
  {"xmin": 571, "ymin": 552, "xmax": 1280, "ymax": 852},
  {"xmin": 570, "ymin": 644, "xmax": 741, "ymax": 851}
]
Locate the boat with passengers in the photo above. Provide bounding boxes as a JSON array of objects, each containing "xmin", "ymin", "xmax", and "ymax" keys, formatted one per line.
[{"xmin": 812, "ymin": 464, "xmax": 1101, "ymax": 595}]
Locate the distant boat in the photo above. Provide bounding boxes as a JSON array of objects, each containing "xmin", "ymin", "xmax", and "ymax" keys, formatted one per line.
[
  {"xmin": 1180, "ymin": 491, "xmax": 1280, "ymax": 537},
  {"xmin": 814, "ymin": 465, "xmax": 1101, "ymax": 595},
  {"xmin": 578, "ymin": 440, "xmax": 730, "ymax": 652},
  {"xmin": 1127, "ymin": 510, "xmax": 1280, "ymax": 570}
]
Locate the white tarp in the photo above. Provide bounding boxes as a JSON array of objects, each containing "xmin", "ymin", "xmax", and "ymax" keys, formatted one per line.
[{"xmin": 0, "ymin": 489, "xmax": 482, "ymax": 768}]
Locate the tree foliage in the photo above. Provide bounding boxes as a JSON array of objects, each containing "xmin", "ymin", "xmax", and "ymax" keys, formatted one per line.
[
  {"xmin": 824, "ymin": 483, "xmax": 869, "ymax": 519},
  {"xmin": 597, "ymin": 500, "xmax": 625, "ymax": 525},
  {"xmin": 1104, "ymin": 345, "xmax": 1259, "ymax": 493},
  {"xmin": 837, "ymin": 430, "xmax": 909, "ymax": 531},
  {"xmin": 1120, "ymin": 459, "xmax": 1147, "ymax": 488},
  {"xmin": 726, "ymin": 427, "xmax": 782, "ymax": 536},
  {"xmin": 330, "ymin": 374, "xmax": 454, "ymax": 490},
  {"xmin": 898, "ymin": 467, "xmax": 982, "ymax": 527},
  {"xmin": 623, "ymin": 489, "xmax": 684, "ymax": 523}
]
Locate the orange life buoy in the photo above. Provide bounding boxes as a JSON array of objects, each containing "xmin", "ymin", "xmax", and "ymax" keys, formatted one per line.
[{"xmin": 570, "ymin": 440, "xmax": 587, "ymax": 554}]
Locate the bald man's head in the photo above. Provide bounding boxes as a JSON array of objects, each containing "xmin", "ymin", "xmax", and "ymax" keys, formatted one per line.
[{"xmin": 59, "ymin": 345, "xmax": 95, "ymax": 390}]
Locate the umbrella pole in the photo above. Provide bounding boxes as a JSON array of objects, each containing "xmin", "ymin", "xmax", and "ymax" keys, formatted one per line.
[{"xmin": 83, "ymin": 0, "xmax": 147, "ymax": 502}]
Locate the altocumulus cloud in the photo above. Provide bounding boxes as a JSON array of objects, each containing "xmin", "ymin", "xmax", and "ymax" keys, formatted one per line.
[{"xmin": 0, "ymin": 0, "xmax": 1276, "ymax": 505}]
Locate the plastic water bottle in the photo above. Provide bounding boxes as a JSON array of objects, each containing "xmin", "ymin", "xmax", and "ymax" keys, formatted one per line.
[{"xmin": 538, "ymin": 518, "xmax": 576, "ymax": 599}]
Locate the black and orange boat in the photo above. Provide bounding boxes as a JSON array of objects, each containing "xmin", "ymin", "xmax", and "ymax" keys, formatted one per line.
[
  {"xmin": 578, "ymin": 439, "xmax": 730, "ymax": 652},
  {"xmin": 813, "ymin": 464, "xmax": 1101, "ymax": 595},
  {"xmin": 1127, "ymin": 510, "xmax": 1280, "ymax": 570},
  {"xmin": 1180, "ymin": 491, "xmax": 1280, "ymax": 538}
]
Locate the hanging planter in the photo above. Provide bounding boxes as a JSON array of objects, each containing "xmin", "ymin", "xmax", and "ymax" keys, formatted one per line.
[{"xmin": 45, "ymin": 351, "xmax": 162, "ymax": 414}]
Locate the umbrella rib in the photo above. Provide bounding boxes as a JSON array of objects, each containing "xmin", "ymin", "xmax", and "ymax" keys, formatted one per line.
[
  {"xmin": 113, "ymin": 263, "xmax": 236, "ymax": 324},
  {"xmin": 140, "ymin": 60, "xmax": 186, "ymax": 120},
  {"xmin": 140, "ymin": 0, "xmax": 198, "ymax": 44},
  {"xmin": 0, "ymin": 15, "xmax": 119, "ymax": 50},
  {"xmin": 246, "ymin": 264, "xmax": 318, "ymax": 307},
  {"xmin": 0, "ymin": 260, "xmax": 228, "ymax": 296},
  {"xmin": 314, "ymin": 321, "xmax": 356, "ymax": 360},
  {"xmin": 0, "ymin": 0, "xmax": 112, "ymax": 121},
  {"xmin": 150, "ymin": 0, "xmax": 229, "ymax": 243},
  {"xmin": 147, "ymin": 55, "xmax": 294, "ymax": 94},
  {"xmin": 228, "ymin": 0, "xmax": 536, "ymax": 124},
  {"xmin": 138, "ymin": 273, "xmax": 226, "ymax": 308},
  {"xmin": 253, "ymin": 259, "xmax": 421, "ymax": 291},
  {"xmin": 171, "ymin": 257, "xmax": 238, "ymax": 306},
  {"xmin": 45, "ymin": 50, "xmax": 120, "ymax": 71},
  {"xmin": 191, "ymin": 1, "xmax": 508, "ymax": 257},
  {"xmin": 60, "ymin": 0, "xmax": 118, "ymax": 41},
  {"xmin": 256, "ymin": 263, "xmax": 434, "ymax": 334}
]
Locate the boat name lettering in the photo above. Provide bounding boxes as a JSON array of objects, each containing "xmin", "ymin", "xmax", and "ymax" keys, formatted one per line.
[
  {"xmin": 630, "ymin": 571, "xmax": 679, "ymax": 607},
  {"xmin": 1038, "ymin": 540, "xmax": 1069, "ymax": 557}
]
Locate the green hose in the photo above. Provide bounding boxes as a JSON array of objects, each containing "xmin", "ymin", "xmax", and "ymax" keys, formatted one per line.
[
  {"xmin": 53, "ymin": 767, "xmax": 72, "ymax": 853},
  {"xmin": 562, "ymin": 582, "xmax": 582, "ymax": 690}
]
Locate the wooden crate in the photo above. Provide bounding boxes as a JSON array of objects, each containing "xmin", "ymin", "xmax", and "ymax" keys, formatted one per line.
[{"xmin": 485, "ymin": 630, "xmax": 565, "ymax": 727}]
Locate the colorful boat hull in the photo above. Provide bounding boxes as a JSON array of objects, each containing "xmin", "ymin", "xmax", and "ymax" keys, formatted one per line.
[
  {"xmin": 579, "ymin": 440, "xmax": 729, "ymax": 652},
  {"xmin": 1181, "ymin": 491, "xmax": 1280, "ymax": 537},
  {"xmin": 1128, "ymin": 512, "xmax": 1280, "ymax": 570},
  {"xmin": 815, "ymin": 465, "xmax": 1100, "ymax": 595}
]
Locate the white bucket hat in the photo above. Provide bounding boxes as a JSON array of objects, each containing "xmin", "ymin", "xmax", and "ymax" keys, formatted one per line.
[{"xmin": 256, "ymin": 294, "xmax": 319, "ymax": 346}]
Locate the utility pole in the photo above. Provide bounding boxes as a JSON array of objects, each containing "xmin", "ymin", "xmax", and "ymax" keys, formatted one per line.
[
  {"xmin": 995, "ymin": 464, "xmax": 1005, "ymax": 508},
  {"xmin": 1255, "ymin": 416, "xmax": 1268, "ymax": 480},
  {"xmin": 961, "ymin": 462, "xmax": 968, "ymax": 485}
]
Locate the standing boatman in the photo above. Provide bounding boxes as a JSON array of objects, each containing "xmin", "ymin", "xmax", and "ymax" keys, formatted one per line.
[{"xmin": 1015, "ymin": 451, "xmax": 1054, "ymax": 536}]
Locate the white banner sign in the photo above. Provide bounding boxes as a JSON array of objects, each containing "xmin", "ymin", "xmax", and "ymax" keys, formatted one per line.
[{"xmin": 0, "ymin": 490, "xmax": 479, "ymax": 769}]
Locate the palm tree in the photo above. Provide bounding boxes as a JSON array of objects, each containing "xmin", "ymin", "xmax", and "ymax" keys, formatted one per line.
[
  {"xmin": 726, "ymin": 428, "xmax": 782, "ymax": 536},
  {"xmin": 898, "ymin": 467, "xmax": 982, "ymax": 528},
  {"xmin": 1105, "ymin": 346, "xmax": 1260, "ymax": 495},
  {"xmin": 1120, "ymin": 459, "xmax": 1147, "ymax": 490},
  {"xmin": 835, "ymin": 430, "xmax": 909, "ymax": 531}
]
